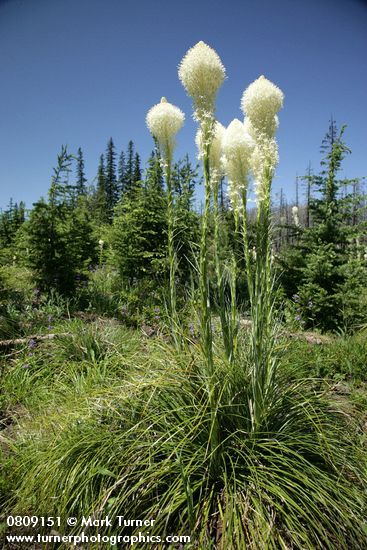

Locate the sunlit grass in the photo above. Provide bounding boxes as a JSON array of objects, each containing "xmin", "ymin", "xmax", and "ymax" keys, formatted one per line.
[{"xmin": 2, "ymin": 332, "xmax": 366, "ymax": 548}]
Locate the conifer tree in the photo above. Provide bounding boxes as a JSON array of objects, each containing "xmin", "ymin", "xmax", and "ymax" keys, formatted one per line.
[
  {"xmin": 0, "ymin": 199, "xmax": 25, "ymax": 256},
  {"xmin": 278, "ymin": 121, "xmax": 367, "ymax": 331},
  {"xmin": 118, "ymin": 150, "xmax": 127, "ymax": 194},
  {"xmin": 49, "ymin": 145, "xmax": 74, "ymax": 206},
  {"xmin": 23, "ymin": 146, "xmax": 97, "ymax": 294},
  {"xmin": 105, "ymin": 138, "xmax": 118, "ymax": 216},
  {"xmin": 145, "ymin": 148, "xmax": 164, "ymax": 190},
  {"xmin": 133, "ymin": 152, "xmax": 142, "ymax": 184},
  {"xmin": 95, "ymin": 154, "xmax": 109, "ymax": 224},
  {"xmin": 110, "ymin": 179, "xmax": 167, "ymax": 283},
  {"xmin": 125, "ymin": 140, "xmax": 135, "ymax": 192},
  {"xmin": 120, "ymin": 141, "xmax": 142, "ymax": 194},
  {"xmin": 75, "ymin": 147, "xmax": 87, "ymax": 196},
  {"xmin": 303, "ymin": 162, "xmax": 313, "ymax": 229},
  {"xmin": 171, "ymin": 155, "xmax": 200, "ymax": 280}
]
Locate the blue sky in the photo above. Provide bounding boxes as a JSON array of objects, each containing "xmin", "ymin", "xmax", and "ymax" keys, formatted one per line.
[{"xmin": 0, "ymin": 0, "xmax": 366, "ymax": 210}]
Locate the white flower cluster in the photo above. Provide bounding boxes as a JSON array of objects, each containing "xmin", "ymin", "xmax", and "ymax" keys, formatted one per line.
[
  {"xmin": 250, "ymin": 133, "xmax": 279, "ymax": 200},
  {"xmin": 241, "ymin": 75, "xmax": 283, "ymax": 138},
  {"xmin": 146, "ymin": 97, "xmax": 185, "ymax": 157},
  {"xmin": 240, "ymin": 76, "xmax": 284, "ymax": 201},
  {"xmin": 178, "ymin": 41, "xmax": 225, "ymax": 118},
  {"xmin": 222, "ymin": 119, "xmax": 254, "ymax": 209},
  {"xmin": 146, "ymin": 43, "xmax": 285, "ymax": 211},
  {"xmin": 196, "ymin": 121, "xmax": 225, "ymax": 184},
  {"xmin": 292, "ymin": 205, "xmax": 300, "ymax": 226}
]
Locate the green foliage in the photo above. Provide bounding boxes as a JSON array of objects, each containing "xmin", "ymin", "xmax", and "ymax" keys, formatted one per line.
[
  {"xmin": 122, "ymin": 140, "xmax": 141, "ymax": 194},
  {"xmin": 20, "ymin": 147, "xmax": 98, "ymax": 295},
  {"xmin": 172, "ymin": 155, "xmax": 200, "ymax": 281},
  {"xmin": 280, "ymin": 329, "xmax": 367, "ymax": 382},
  {"xmin": 2, "ymin": 336, "xmax": 366, "ymax": 548},
  {"xmin": 105, "ymin": 137, "xmax": 119, "ymax": 217},
  {"xmin": 75, "ymin": 147, "xmax": 87, "ymax": 196},
  {"xmin": 278, "ymin": 121, "xmax": 367, "ymax": 332},
  {"xmin": 79, "ymin": 265, "xmax": 125, "ymax": 317},
  {"xmin": 0, "ymin": 199, "xmax": 26, "ymax": 265},
  {"xmin": 94, "ymin": 154, "xmax": 109, "ymax": 224},
  {"xmin": 110, "ymin": 180, "xmax": 167, "ymax": 282},
  {"xmin": 337, "ymin": 258, "xmax": 367, "ymax": 331},
  {"xmin": 110, "ymin": 155, "xmax": 199, "ymax": 293}
]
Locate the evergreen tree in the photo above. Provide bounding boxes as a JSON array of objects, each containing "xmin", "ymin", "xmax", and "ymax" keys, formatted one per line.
[
  {"xmin": 145, "ymin": 148, "xmax": 164, "ymax": 191},
  {"xmin": 125, "ymin": 140, "xmax": 135, "ymax": 192},
  {"xmin": 303, "ymin": 162, "xmax": 313, "ymax": 229},
  {"xmin": 278, "ymin": 121, "xmax": 367, "ymax": 331},
  {"xmin": 48, "ymin": 145, "xmax": 74, "ymax": 207},
  {"xmin": 75, "ymin": 147, "xmax": 87, "ymax": 196},
  {"xmin": 105, "ymin": 138, "xmax": 118, "ymax": 216},
  {"xmin": 110, "ymin": 180, "xmax": 167, "ymax": 283},
  {"xmin": 118, "ymin": 150, "xmax": 127, "ymax": 194},
  {"xmin": 23, "ymin": 146, "xmax": 97, "ymax": 294},
  {"xmin": 0, "ymin": 199, "xmax": 26, "ymax": 263},
  {"xmin": 171, "ymin": 155, "xmax": 200, "ymax": 281},
  {"xmin": 94, "ymin": 154, "xmax": 109, "ymax": 224},
  {"xmin": 133, "ymin": 152, "xmax": 142, "ymax": 184},
  {"xmin": 120, "ymin": 141, "xmax": 142, "ymax": 195}
]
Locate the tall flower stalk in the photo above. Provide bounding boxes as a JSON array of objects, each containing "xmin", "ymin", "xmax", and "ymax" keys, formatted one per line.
[
  {"xmin": 222, "ymin": 119, "xmax": 255, "ymax": 361},
  {"xmin": 146, "ymin": 97, "xmax": 185, "ymax": 347},
  {"xmin": 197, "ymin": 121, "xmax": 235, "ymax": 361},
  {"xmin": 179, "ymin": 41, "xmax": 225, "ymax": 474},
  {"xmin": 241, "ymin": 76, "xmax": 284, "ymax": 431}
]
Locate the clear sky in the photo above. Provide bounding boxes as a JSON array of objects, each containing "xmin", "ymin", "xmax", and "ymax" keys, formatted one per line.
[{"xmin": 0, "ymin": 0, "xmax": 366, "ymax": 210}]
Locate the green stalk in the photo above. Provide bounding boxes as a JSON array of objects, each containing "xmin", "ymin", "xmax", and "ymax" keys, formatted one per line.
[
  {"xmin": 200, "ymin": 150, "xmax": 214, "ymax": 373},
  {"xmin": 200, "ymin": 125, "xmax": 220, "ymax": 475},
  {"xmin": 213, "ymin": 177, "xmax": 232, "ymax": 362},
  {"xmin": 230, "ymin": 207, "xmax": 241, "ymax": 360},
  {"xmin": 240, "ymin": 188, "xmax": 253, "ymax": 306},
  {"xmin": 165, "ymin": 152, "xmax": 180, "ymax": 349},
  {"xmin": 249, "ymin": 166, "xmax": 276, "ymax": 432}
]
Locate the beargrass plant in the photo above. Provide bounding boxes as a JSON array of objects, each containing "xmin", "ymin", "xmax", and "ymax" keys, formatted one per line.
[
  {"xmin": 147, "ymin": 98, "xmax": 185, "ymax": 348},
  {"xmin": 179, "ymin": 41, "xmax": 228, "ymax": 474},
  {"xmin": 4, "ymin": 338, "xmax": 366, "ymax": 548}
]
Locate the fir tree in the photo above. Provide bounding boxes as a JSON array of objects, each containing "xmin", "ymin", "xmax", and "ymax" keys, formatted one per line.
[
  {"xmin": 133, "ymin": 152, "xmax": 142, "ymax": 184},
  {"xmin": 278, "ymin": 121, "xmax": 367, "ymax": 331},
  {"xmin": 125, "ymin": 140, "xmax": 135, "ymax": 192},
  {"xmin": 111, "ymin": 180, "xmax": 167, "ymax": 283},
  {"xmin": 118, "ymin": 150, "xmax": 127, "ymax": 194},
  {"xmin": 23, "ymin": 147, "xmax": 97, "ymax": 294},
  {"xmin": 95, "ymin": 154, "xmax": 109, "ymax": 224},
  {"xmin": 0, "ymin": 198, "xmax": 25, "ymax": 256},
  {"xmin": 303, "ymin": 162, "xmax": 313, "ymax": 229},
  {"xmin": 48, "ymin": 145, "xmax": 74, "ymax": 207},
  {"xmin": 171, "ymin": 155, "xmax": 200, "ymax": 281},
  {"xmin": 145, "ymin": 148, "xmax": 164, "ymax": 191},
  {"xmin": 75, "ymin": 147, "xmax": 87, "ymax": 196},
  {"xmin": 120, "ymin": 141, "xmax": 142, "ymax": 194},
  {"xmin": 105, "ymin": 138, "xmax": 118, "ymax": 216}
]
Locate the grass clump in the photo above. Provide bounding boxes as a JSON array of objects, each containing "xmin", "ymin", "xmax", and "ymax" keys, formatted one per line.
[
  {"xmin": 3, "ymin": 338, "xmax": 366, "ymax": 548},
  {"xmin": 280, "ymin": 329, "xmax": 367, "ymax": 382}
]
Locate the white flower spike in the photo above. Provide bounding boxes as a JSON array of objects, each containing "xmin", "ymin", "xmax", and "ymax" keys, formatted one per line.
[
  {"xmin": 241, "ymin": 75, "xmax": 284, "ymax": 138},
  {"xmin": 250, "ymin": 136, "xmax": 279, "ymax": 200},
  {"xmin": 146, "ymin": 97, "xmax": 185, "ymax": 156},
  {"xmin": 178, "ymin": 41, "xmax": 225, "ymax": 117},
  {"xmin": 196, "ymin": 121, "xmax": 225, "ymax": 183},
  {"xmin": 292, "ymin": 205, "xmax": 300, "ymax": 226},
  {"xmin": 222, "ymin": 119, "xmax": 255, "ymax": 210}
]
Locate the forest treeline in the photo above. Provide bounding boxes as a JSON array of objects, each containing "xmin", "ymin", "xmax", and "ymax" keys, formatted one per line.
[{"xmin": 0, "ymin": 119, "xmax": 366, "ymax": 333}]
